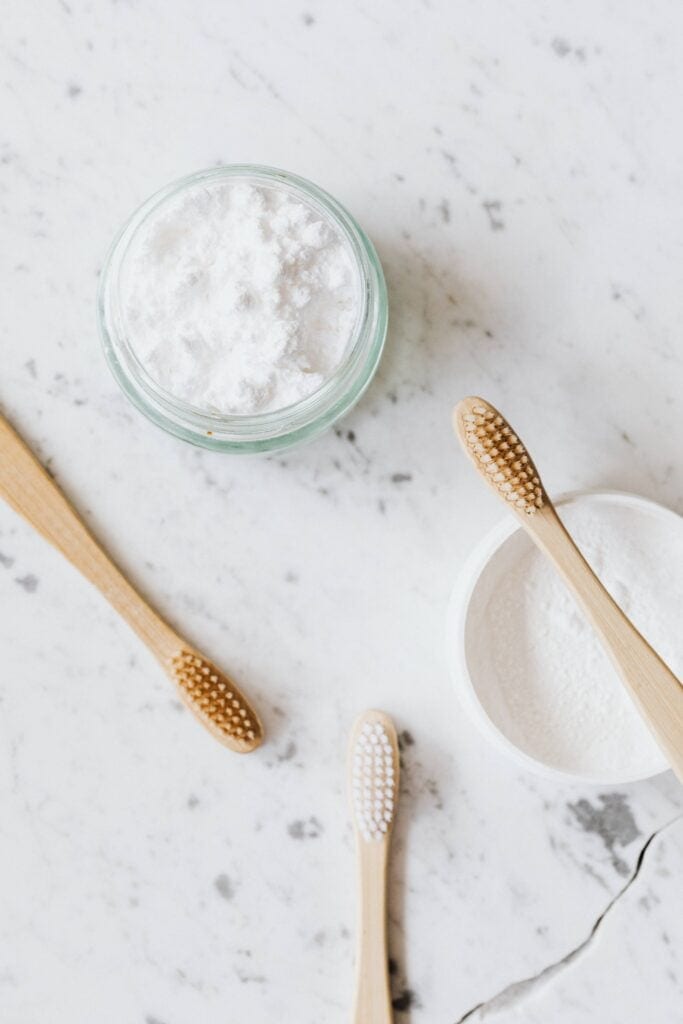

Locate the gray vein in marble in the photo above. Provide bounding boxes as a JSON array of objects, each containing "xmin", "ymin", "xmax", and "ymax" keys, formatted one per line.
[
  {"xmin": 287, "ymin": 816, "xmax": 323, "ymax": 839},
  {"xmin": 452, "ymin": 815, "xmax": 683, "ymax": 1023},
  {"xmin": 15, "ymin": 572, "xmax": 39, "ymax": 592},
  {"xmin": 482, "ymin": 200, "xmax": 505, "ymax": 231},
  {"xmin": 214, "ymin": 874, "xmax": 235, "ymax": 901},
  {"xmin": 567, "ymin": 793, "xmax": 640, "ymax": 876}
]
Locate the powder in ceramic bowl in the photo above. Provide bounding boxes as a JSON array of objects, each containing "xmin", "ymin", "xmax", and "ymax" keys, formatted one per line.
[
  {"xmin": 464, "ymin": 494, "xmax": 682, "ymax": 780},
  {"xmin": 119, "ymin": 179, "xmax": 360, "ymax": 415}
]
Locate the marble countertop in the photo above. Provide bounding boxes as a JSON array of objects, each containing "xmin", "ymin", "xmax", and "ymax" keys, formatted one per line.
[{"xmin": 1, "ymin": 2, "xmax": 682, "ymax": 1022}]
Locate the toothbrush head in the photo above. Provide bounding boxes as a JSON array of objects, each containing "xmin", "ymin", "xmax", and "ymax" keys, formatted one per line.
[
  {"xmin": 453, "ymin": 396, "xmax": 547, "ymax": 516},
  {"xmin": 171, "ymin": 649, "xmax": 263, "ymax": 753},
  {"xmin": 349, "ymin": 711, "xmax": 399, "ymax": 844}
]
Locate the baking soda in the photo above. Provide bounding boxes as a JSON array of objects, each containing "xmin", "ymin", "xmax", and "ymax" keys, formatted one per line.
[
  {"xmin": 120, "ymin": 179, "xmax": 359, "ymax": 414},
  {"xmin": 465, "ymin": 496, "xmax": 682, "ymax": 778}
]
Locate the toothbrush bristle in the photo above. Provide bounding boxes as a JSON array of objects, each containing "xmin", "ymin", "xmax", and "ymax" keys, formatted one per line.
[
  {"xmin": 351, "ymin": 718, "xmax": 398, "ymax": 843},
  {"xmin": 171, "ymin": 650, "xmax": 262, "ymax": 752},
  {"xmin": 456, "ymin": 397, "xmax": 546, "ymax": 515}
]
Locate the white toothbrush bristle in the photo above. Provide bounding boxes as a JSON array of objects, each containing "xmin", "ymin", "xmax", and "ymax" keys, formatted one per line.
[{"xmin": 351, "ymin": 719, "xmax": 398, "ymax": 842}]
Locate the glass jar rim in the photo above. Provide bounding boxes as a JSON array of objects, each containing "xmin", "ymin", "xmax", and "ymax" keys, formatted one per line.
[{"xmin": 97, "ymin": 164, "xmax": 388, "ymax": 453}]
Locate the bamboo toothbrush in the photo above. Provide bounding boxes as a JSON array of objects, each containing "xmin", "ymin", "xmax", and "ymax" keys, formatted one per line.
[
  {"xmin": 453, "ymin": 396, "xmax": 683, "ymax": 781},
  {"xmin": 0, "ymin": 413, "xmax": 263, "ymax": 753},
  {"xmin": 349, "ymin": 710, "xmax": 400, "ymax": 1024}
]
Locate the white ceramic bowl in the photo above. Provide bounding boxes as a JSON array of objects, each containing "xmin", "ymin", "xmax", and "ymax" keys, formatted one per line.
[{"xmin": 447, "ymin": 490, "xmax": 679, "ymax": 785}]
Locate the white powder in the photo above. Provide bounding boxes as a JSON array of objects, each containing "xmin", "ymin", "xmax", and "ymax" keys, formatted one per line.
[
  {"xmin": 120, "ymin": 180, "xmax": 359, "ymax": 414},
  {"xmin": 465, "ymin": 495, "xmax": 682, "ymax": 779}
]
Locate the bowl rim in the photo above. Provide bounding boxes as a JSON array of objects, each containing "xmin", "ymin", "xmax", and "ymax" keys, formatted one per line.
[{"xmin": 446, "ymin": 488, "xmax": 678, "ymax": 785}]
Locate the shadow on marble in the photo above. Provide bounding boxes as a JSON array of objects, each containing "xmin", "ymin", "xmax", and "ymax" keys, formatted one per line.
[
  {"xmin": 387, "ymin": 724, "xmax": 456, "ymax": 1020},
  {"xmin": 364, "ymin": 238, "xmax": 500, "ymax": 413}
]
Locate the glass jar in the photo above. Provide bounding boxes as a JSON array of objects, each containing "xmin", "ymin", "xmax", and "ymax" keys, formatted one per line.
[{"xmin": 97, "ymin": 165, "xmax": 388, "ymax": 454}]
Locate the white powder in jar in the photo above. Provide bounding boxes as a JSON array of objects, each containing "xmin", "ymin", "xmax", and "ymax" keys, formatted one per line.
[
  {"xmin": 119, "ymin": 179, "xmax": 359, "ymax": 414},
  {"xmin": 464, "ymin": 495, "xmax": 682, "ymax": 779}
]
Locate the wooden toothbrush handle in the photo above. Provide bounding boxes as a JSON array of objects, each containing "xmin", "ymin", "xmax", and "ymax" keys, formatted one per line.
[
  {"xmin": 0, "ymin": 414, "xmax": 178, "ymax": 658},
  {"xmin": 527, "ymin": 506, "xmax": 683, "ymax": 781},
  {"xmin": 354, "ymin": 842, "xmax": 393, "ymax": 1024}
]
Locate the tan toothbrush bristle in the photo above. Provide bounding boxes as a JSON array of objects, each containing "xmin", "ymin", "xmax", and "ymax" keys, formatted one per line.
[
  {"xmin": 456, "ymin": 397, "xmax": 546, "ymax": 515},
  {"xmin": 350, "ymin": 712, "xmax": 399, "ymax": 844},
  {"xmin": 171, "ymin": 650, "xmax": 262, "ymax": 752}
]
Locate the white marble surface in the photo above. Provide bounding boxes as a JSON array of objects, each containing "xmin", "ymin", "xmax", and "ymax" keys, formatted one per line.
[{"xmin": 1, "ymin": 2, "xmax": 682, "ymax": 1022}]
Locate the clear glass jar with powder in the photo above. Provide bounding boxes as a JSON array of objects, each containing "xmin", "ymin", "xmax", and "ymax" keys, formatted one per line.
[{"xmin": 98, "ymin": 165, "xmax": 387, "ymax": 453}]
